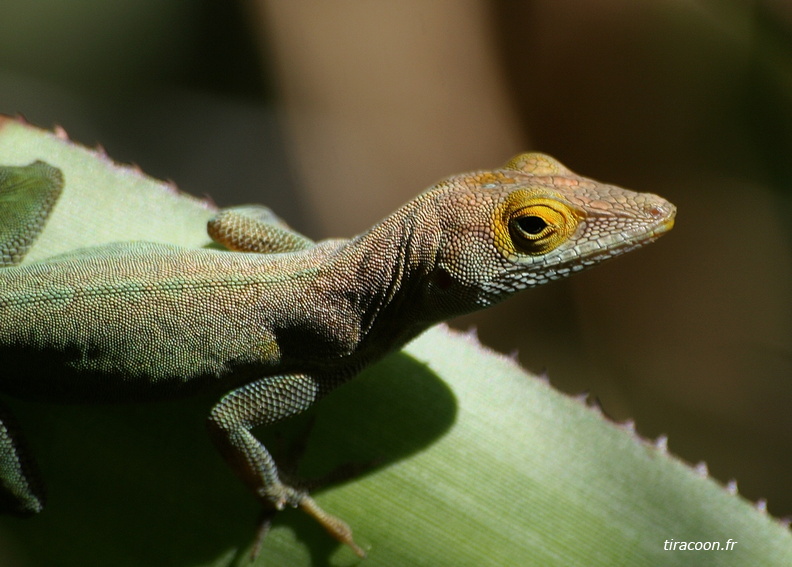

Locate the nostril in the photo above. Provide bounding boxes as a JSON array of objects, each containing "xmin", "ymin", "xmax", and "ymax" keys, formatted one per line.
[{"xmin": 646, "ymin": 203, "xmax": 671, "ymax": 219}]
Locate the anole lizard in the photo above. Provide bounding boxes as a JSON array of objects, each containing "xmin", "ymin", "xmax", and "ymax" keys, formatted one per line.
[{"xmin": 0, "ymin": 153, "xmax": 675, "ymax": 557}]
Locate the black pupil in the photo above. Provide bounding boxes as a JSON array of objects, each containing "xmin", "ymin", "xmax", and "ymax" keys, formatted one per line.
[{"xmin": 516, "ymin": 215, "xmax": 547, "ymax": 235}]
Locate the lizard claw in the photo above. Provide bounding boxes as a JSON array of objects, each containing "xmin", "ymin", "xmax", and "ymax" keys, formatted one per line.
[{"xmin": 250, "ymin": 509, "xmax": 276, "ymax": 561}]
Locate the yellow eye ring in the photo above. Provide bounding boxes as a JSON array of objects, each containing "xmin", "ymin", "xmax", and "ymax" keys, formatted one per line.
[{"xmin": 493, "ymin": 190, "xmax": 582, "ymax": 257}]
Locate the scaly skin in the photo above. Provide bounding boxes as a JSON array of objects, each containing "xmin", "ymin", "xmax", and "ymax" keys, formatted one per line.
[{"xmin": 0, "ymin": 153, "xmax": 675, "ymax": 556}]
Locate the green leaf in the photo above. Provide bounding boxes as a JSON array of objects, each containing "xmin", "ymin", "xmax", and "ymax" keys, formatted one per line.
[
  {"xmin": 0, "ymin": 116, "xmax": 789, "ymax": 567},
  {"xmin": 0, "ymin": 116, "xmax": 215, "ymax": 261}
]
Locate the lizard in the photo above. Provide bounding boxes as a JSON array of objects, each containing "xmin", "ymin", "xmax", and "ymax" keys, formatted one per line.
[{"xmin": 0, "ymin": 152, "xmax": 676, "ymax": 557}]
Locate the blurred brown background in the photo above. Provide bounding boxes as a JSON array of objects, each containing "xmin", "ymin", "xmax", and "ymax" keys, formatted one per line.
[{"xmin": 1, "ymin": 0, "xmax": 790, "ymax": 520}]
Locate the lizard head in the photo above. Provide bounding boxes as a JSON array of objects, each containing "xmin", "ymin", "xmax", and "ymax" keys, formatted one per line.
[{"xmin": 422, "ymin": 152, "xmax": 676, "ymax": 310}]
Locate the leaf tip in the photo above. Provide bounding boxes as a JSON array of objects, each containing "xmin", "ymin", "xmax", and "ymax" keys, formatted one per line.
[
  {"xmin": 162, "ymin": 179, "xmax": 180, "ymax": 193},
  {"xmin": 462, "ymin": 326, "xmax": 479, "ymax": 342},
  {"xmin": 573, "ymin": 390, "xmax": 589, "ymax": 404},
  {"xmin": 54, "ymin": 124, "xmax": 69, "ymax": 140},
  {"xmin": 586, "ymin": 395, "xmax": 605, "ymax": 416}
]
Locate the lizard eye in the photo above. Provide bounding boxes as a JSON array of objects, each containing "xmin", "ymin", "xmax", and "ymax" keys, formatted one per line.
[{"xmin": 508, "ymin": 204, "xmax": 573, "ymax": 254}]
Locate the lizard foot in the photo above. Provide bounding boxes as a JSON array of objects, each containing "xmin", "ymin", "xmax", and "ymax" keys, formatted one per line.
[
  {"xmin": 253, "ymin": 484, "xmax": 366, "ymax": 558},
  {"xmin": 300, "ymin": 495, "xmax": 366, "ymax": 558}
]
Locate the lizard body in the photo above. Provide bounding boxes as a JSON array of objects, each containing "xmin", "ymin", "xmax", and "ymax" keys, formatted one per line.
[{"xmin": 0, "ymin": 153, "xmax": 675, "ymax": 556}]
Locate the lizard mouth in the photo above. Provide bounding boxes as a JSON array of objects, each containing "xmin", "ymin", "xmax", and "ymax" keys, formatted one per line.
[
  {"xmin": 580, "ymin": 204, "xmax": 677, "ymax": 265},
  {"xmin": 539, "ymin": 200, "xmax": 677, "ymax": 277}
]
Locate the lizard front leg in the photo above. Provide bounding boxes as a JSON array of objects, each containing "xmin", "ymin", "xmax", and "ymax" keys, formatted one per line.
[
  {"xmin": 206, "ymin": 373, "xmax": 365, "ymax": 558},
  {"xmin": 0, "ymin": 402, "xmax": 45, "ymax": 516},
  {"xmin": 207, "ymin": 205, "xmax": 314, "ymax": 254}
]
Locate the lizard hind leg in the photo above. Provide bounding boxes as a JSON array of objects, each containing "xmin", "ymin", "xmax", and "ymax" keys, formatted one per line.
[{"xmin": 0, "ymin": 161, "xmax": 64, "ymax": 267}]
